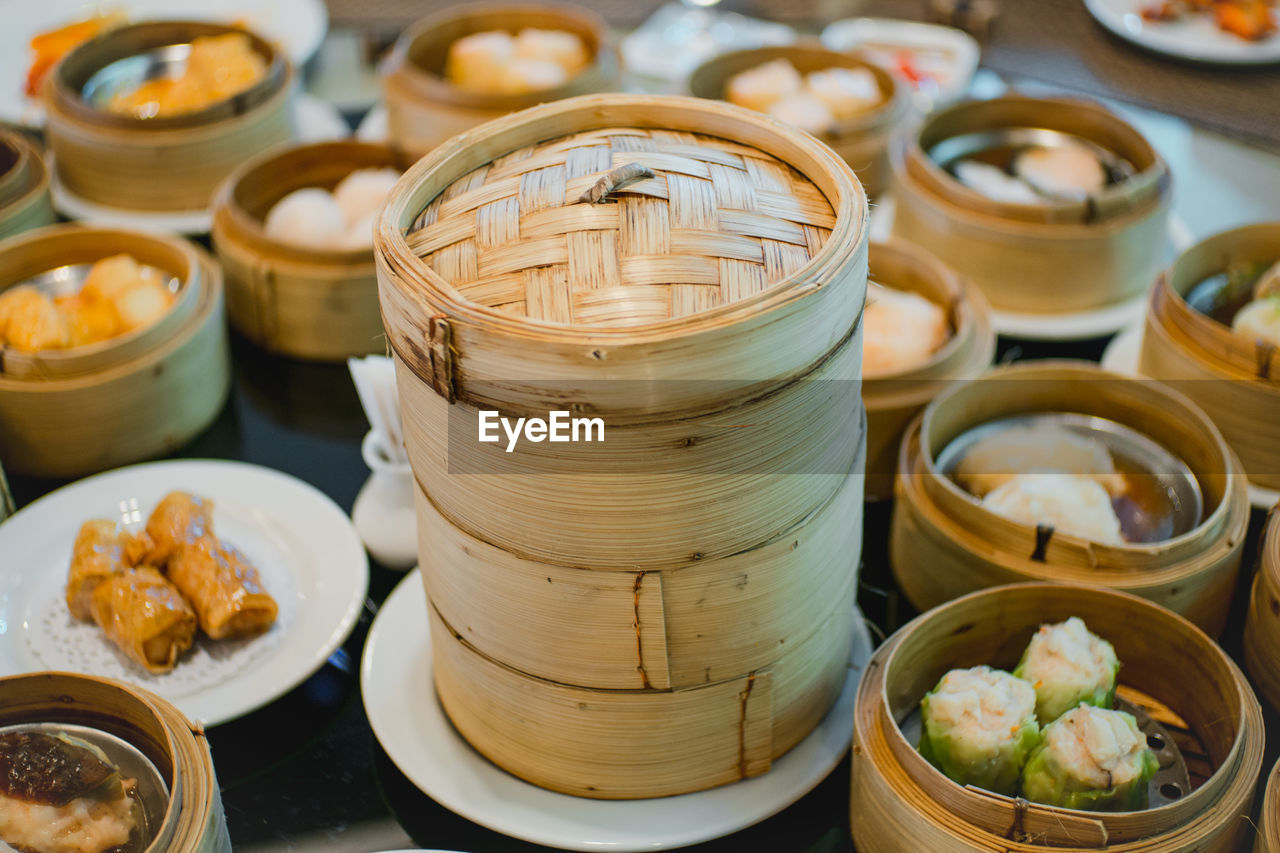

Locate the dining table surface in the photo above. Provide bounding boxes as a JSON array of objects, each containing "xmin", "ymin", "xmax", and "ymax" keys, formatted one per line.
[{"xmin": 6, "ymin": 2, "xmax": 1280, "ymax": 850}]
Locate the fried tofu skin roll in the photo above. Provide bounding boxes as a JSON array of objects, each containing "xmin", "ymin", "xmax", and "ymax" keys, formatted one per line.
[
  {"xmin": 145, "ymin": 491, "xmax": 214, "ymax": 565},
  {"xmin": 168, "ymin": 537, "xmax": 277, "ymax": 640},
  {"xmin": 65, "ymin": 520, "xmax": 152, "ymax": 622},
  {"xmin": 89, "ymin": 568, "xmax": 197, "ymax": 674}
]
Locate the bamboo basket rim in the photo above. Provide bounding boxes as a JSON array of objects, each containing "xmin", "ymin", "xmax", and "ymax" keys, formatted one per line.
[
  {"xmin": 381, "ymin": 1, "xmax": 616, "ymax": 111},
  {"xmin": 913, "ymin": 359, "xmax": 1243, "ymax": 561},
  {"xmin": 0, "ymin": 131, "xmax": 49, "ymax": 218},
  {"xmin": 1262, "ymin": 758, "xmax": 1280, "ymax": 851},
  {"xmin": 685, "ymin": 41, "xmax": 906, "ymax": 140},
  {"xmin": 377, "ymin": 93, "xmax": 866, "ymax": 345},
  {"xmin": 0, "ymin": 223, "xmax": 204, "ymax": 376},
  {"xmin": 875, "ymin": 582, "xmax": 1255, "ymax": 833},
  {"xmin": 48, "ymin": 20, "xmax": 289, "ymax": 132},
  {"xmin": 900, "ymin": 94, "xmax": 1168, "ymax": 227},
  {"xmin": 0, "ymin": 132, "xmax": 31, "ymax": 200},
  {"xmin": 213, "ymin": 139, "xmax": 411, "ymax": 267}
]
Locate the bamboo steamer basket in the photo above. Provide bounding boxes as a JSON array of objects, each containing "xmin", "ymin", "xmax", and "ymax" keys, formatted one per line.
[
  {"xmin": 891, "ymin": 96, "xmax": 1170, "ymax": 314},
  {"xmin": 863, "ymin": 238, "xmax": 995, "ymax": 501},
  {"xmin": 1257, "ymin": 759, "xmax": 1279, "ymax": 853},
  {"xmin": 381, "ymin": 3, "xmax": 620, "ymax": 159},
  {"xmin": 0, "ymin": 459, "xmax": 13, "ymax": 520},
  {"xmin": 687, "ymin": 44, "xmax": 908, "ymax": 198},
  {"xmin": 1244, "ymin": 505, "xmax": 1280, "ymax": 711},
  {"xmin": 0, "ymin": 129, "xmax": 55, "ymax": 240},
  {"xmin": 890, "ymin": 361, "xmax": 1249, "ymax": 636},
  {"xmin": 850, "ymin": 583, "xmax": 1265, "ymax": 853},
  {"xmin": 0, "ymin": 671, "xmax": 231, "ymax": 851},
  {"xmin": 212, "ymin": 140, "xmax": 414, "ymax": 360},
  {"xmin": 0, "ymin": 225, "xmax": 230, "ymax": 477},
  {"xmin": 45, "ymin": 21, "xmax": 294, "ymax": 213},
  {"xmin": 1139, "ymin": 223, "xmax": 1280, "ymax": 492},
  {"xmin": 378, "ymin": 94, "xmax": 868, "ymax": 569}
]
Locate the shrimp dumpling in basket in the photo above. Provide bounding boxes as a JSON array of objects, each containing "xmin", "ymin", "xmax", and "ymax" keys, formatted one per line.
[
  {"xmin": 954, "ymin": 424, "xmax": 1127, "ymax": 499},
  {"xmin": 1013, "ymin": 142, "xmax": 1108, "ymax": 199},
  {"xmin": 862, "ymin": 282, "xmax": 951, "ymax": 376},
  {"xmin": 981, "ymin": 473, "xmax": 1125, "ymax": 546},
  {"xmin": 726, "ymin": 59, "xmax": 804, "ymax": 113}
]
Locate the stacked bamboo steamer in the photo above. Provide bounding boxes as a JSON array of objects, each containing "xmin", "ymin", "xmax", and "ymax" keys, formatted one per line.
[
  {"xmin": 0, "ymin": 225, "xmax": 230, "ymax": 477},
  {"xmin": 891, "ymin": 95, "xmax": 1170, "ymax": 314},
  {"xmin": 851, "ymin": 583, "xmax": 1265, "ymax": 853},
  {"xmin": 891, "ymin": 361, "xmax": 1249, "ymax": 636},
  {"xmin": 212, "ymin": 140, "xmax": 412, "ymax": 360},
  {"xmin": 863, "ymin": 239, "xmax": 995, "ymax": 500},
  {"xmin": 1258, "ymin": 759, "xmax": 1279, "ymax": 853},
  {"xmin": 45, "ymin": 21, "xmax": 294, "ymax": 213},
  {"xmin": 688, "ymin": 44, "xmax": 908, "ymax": 197},
  {"xmin": 0, "ymin": 671, "xmax": 231, "ymax": 851},
  {"xmin": 381, "ymin": 3, "xmax": 620, "ymax": 159},
  {"xmin": 1244, "ymin": 505, "xmax": 1280, "ymax": 711},
  {"xmin": 377, "ymin": 94, "xmax": 868, "ymax": 797},
  {"xmin": 1139, "ymin": 223, "xmax": 1280, "ymax": 493},
  {"xmin": 0, "ymin": 129, "xmax": 55, "ymax": 240}
]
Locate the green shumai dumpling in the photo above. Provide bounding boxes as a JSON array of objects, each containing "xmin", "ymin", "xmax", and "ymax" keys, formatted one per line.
[
  {"xmin": 919, "ymin": 665, "xmax": 1041, "ymax": 796},
  {"xmin": 1014, "ymin": 616, "xmax": 1119, "ymax": 725},
  {"xmin": 1021, "ymin": 704, "xmax": 1159, "ymax": 811}
]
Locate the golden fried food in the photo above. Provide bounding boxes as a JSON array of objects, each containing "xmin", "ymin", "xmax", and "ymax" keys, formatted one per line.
[
  {"xmin": 66, "ymin": 519, "xmax": 152, "ymax": 622},
  {"xmin": 167, "ymin": 536, "xmax": 278, "ymax": 640},
  {"xmin": 89, "ymin": 567, "xmax": 197, "ymax": 674}
]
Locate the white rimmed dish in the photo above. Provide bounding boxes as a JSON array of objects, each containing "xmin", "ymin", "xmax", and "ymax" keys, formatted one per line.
[{"xmin": 1083, "ymin": 0, "xmax": 1280, "ymax": 65}]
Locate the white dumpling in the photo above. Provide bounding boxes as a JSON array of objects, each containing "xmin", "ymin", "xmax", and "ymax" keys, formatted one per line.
[
  {"xmin": 805, "ymin": 67, "xmax": 882, "ymax": 120},
  {"xmin": 1232, "ymin": 297, "xmax": 1280, "ymax": 347},
  {"xmin": 333, "ymin": 168, "xmax": 400, "ymax": 226},
  {"xmin": 264, "ymin": 188, "xmax": 345, "ymax": 248},
  {"xmin": 982, "ymin": 473, "xmax": 1125, "ymax": 545},
  {"xmin": 726, "ymin": 59, "xmax": 803, "ymax": 113},
  {"xmin": 765, "ymin": 92, "xmax": 835, "ymax": 136},
  {"xmin": 956, "ymin": 424, "xmax": 1127, "ymax": 498},
  {"xmin": 514, "ymin": 28, "xmax": 588, "ymax": 75},
  {"xmin": 1014, "ymin": 143, "xmax": 1107, "ymax": 198},
  {"xmin": 495, "ymin": 57, "xmax": 568, "ymax": 94},
  {"xmin": 334, "ymin": 211, "xmax": 378, "ymax": 251},
  {"xmin": 445, "ymin": 30, "xmax": 516, "ymax": 92},
  {"xmin": 954, "ymin": 160, "xmax": 1041, "ymax": 205},
  {"xmin": 862, "ymin": 283, "xmax": 950, "ymax": 376}
]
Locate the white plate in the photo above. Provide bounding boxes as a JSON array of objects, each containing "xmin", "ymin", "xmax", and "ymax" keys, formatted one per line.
[
  {"xmin": 0, "ymin": 459, "xmax": 368, "ymax": 726},
  {"xmin": 1101, "ymin": 325, "xmax": 1280, "ymax": 510},
  {"xmin": 992, "ymin": 293, "xmax": 1149, "ymax": 340},
  {"xmin": 1, "ymin": 0, "xmax": 328, "ymax": 127},
  {"xmin": 1083, "ymin": 0, "xmax": 1280, "ymax": 65},
  {"xmin": 820, "ymin": 17, "xmax": 981, "ymax": 110},
  {"xmin": 49, "ymin": 93, "xmax": 349, "ymax": 234},
  {"xmin": 362, "ymin": 570, "xmax": 874, "ymax": 853}
]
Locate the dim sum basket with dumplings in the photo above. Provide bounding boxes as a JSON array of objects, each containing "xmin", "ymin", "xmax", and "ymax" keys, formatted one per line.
[
  {"xmin": 44, "ymin": 21, "xmax": 294, "ymax": 213},
  {"xmin": 1139, "ymin": 222, "xmax": 1280, "ymax": 493},
  {"xmin": 0, "ymin": 128, "xmax": 55, "ymax": 241},
  {"xmin": 381, "ymin": 3, "xmax": 619, "ymax": 159},
  {"xmin": 1244, "ymin": 504, "xmax": 1280, "ymax": 712},
  {"xmin": 1258, "ymin": 759, "xmax": 1279, "ymax": 853},
  {"xmin": 862, "ymin": 239, "xmax": 995, "ymax": 500},
  {"xmin": 0, "ymin": 671, "xmax": 231, "ymax": 852},
  {"xmin": 0, "ymin": 225, "xmax": 230, "ymax": 477},
  {"xmin": 890, "ymin": 361, "xmax": 1249, "ymax": 636},
  {"xmin": 851, "ymin": 583, "xmax": 1265, "ymax": 853},
  {"xmin": 891, "ymin": 96, "xmax": 1170, "ymax": 315},
  {"xmin": 688, "ymin": 45, "xmax": 908, "ymax": 198},
  {"xmin": 212, "ymin": 140, "xmax": 412, "ymax": 361},
  {"xmin": 376, "ymin": 93, "xmax": 868, "ymax": 797}
]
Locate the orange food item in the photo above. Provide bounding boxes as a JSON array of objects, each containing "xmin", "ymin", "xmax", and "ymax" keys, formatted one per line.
[
  {"xmin": 108, "ymin": 33, "xmax": 266, "ymax": 118},
  {"xmin": 1215, "ymin": 0, "xmax": 1277, "ymax": 39},
  {"xmin": 24, "ymin": 12, "xmax": 127, "ymax": 97}
]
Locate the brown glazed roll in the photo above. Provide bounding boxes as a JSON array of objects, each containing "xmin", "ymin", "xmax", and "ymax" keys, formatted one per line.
[
  {"xmin": 168, "ymin": 536, "xmax": 277, "ymax": 640},
  {"xmin": 89, "ymin": 567, "xmax": 197, "ymax": 674},
  {"xmin": 145, "ymin": 491, "xmax": 214, "ymax": 564},
  {"xmin": 65, "ymin": 519, "xmax": 152, "ymax": 621}
]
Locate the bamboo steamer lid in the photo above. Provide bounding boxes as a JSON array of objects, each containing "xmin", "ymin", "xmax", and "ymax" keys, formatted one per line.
[
  {"xmin": 687, "ymin": 44, "xmax": 908, "ymax": 198},
  {"xmin": 850, "ymin": 583, "xmax": 1265, "ymax": 853},
  {"xmin": 0, "ymin": 671, "xmax": 231, "ymax": 852},
  {"xmin": 890, "ymin": 360, "xmax": 1249, "ymax": 636},
  {"xmin": 1244, "ymin": 505, "xmax": 1280, "ymax": 711},
  {"xmin": 1138, "ymin": 222, "xmax": 1280, "ymax": 492},
  {"xmin": 0, "ymin": 129, "xmax": 55, "ymax": 241},
  {"xmin": 1258, "ymin": 759, "xmax": 1279, "ymax": 853}
]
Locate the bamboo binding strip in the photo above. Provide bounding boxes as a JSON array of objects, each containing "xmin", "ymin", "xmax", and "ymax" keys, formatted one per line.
[
  {"xmin": 212, "ymin": 140, "xmax": 413, "ymax": 360},
  {"xmin": 382, "ymin": 2, "xmax": 620, "ymax": 158},
  {"xmin": 1139, "ymin": 223, "xmax": 1280, "ymax": 492},
  {"xmin": 1244, "ymin": 505, "xmax": 1280, "ymax": 712},
  {"xmin": 687, "ymin": 44, "xmax": 907, "ymax": 198},
  {"xmin": 0, "ymin": 129, "xmax": 55, "ymax": 240},
  {"xmin": 891, "ymin": 95, "xmax": 1170, "ymax": 315},
  {"xmin": 0, "ymin": 225, "xmax": 230, "ymax": 477},
  {"xmin": 850, "ymin": 583, "xmax": 1265, "ymax": 853},
  {"xmin": 0, "ymin": 671, "xmax": 232, "ymax": 852},
  {"xmin": 45, "ymin": 21, "xmax": 294, "ymax": 213},
  {"xmin": 1257, "ymin": 759, "xmax": 1279, "ymax": 853},
  {"xmin": 890, "ymin": 360, "xmax": 1249, "ymax": 636},
  {"xmin": 863, "ymin": 238, "xmax": 995, "ymax": 501}
]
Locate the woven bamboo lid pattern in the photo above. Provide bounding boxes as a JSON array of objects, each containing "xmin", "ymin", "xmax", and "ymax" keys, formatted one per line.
[{"xmin": 405, "ymin": 127, "xmax": 836, "ymax": 326}]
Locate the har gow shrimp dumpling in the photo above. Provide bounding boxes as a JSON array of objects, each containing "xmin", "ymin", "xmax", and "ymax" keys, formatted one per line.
[
  {"xmin": 1014, "ymin": 142, "xmax": 1108, "ymax": 198},
  {"xmin": 726, "ymin": 59, "xmax": 804, "ymax": 113},
  {"xmin": 981, "ymin": 473, "xmax": 1126, "ymax": 546},
  {"xmin": 954, "ymin": 424, "xmax": 1127, "ymax": 499},
  {"xmin": 862, "ymin": 283, "xmax": 951, "ymax": 376},
  {"xmin": 263, "ymin": 168, "xmax": 402, "ymax": 251},
  {"xmin": 444, "ymin": 28, "xmax": 589, "ymax": 94},
  {"xmin": 264, "ymin": 188, "xmax": 345, "ymax": 248}
]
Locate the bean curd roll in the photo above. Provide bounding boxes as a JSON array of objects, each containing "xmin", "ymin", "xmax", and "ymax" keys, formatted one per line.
[
  {"xmin": 144, "ymin": 490, "xmax": 214, "ymax": 564},
  {"xmin": 89, "ymin": 567, "xmax": 197, "ymax": 674},
  {"xmin": 919, "ymin": 665, "xmax": 1041, "ymax": 796},
  {"xmin": 1021, "ymin": 705, "xmax": 1158, "ymax": 811},
  {"xmin": 1014, "ymin": 617, "xmax": 1120, "ymax": 724},
  {"xmin": 65, "ymin": 519, "xmax": 151, "ymax": 621},
  {"xmin": 167, "ymin": 536, "xmax": 277, "ymax": 640}
]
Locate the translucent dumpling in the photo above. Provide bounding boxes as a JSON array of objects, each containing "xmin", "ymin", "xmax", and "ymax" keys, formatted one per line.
[
  {"xmin": 862, "ymin": 282, "xmax": 950, "ymax": 376},
  {"xmin": 955, "ymin": 424, "xmax": 1128, "ymax": 499},
  {"xmin": 726, "ymin": 59, "xmax": 804, "ymax": 113},
  {"xmin": 981, "ymin": 473, "xmax": 1126, "ymax": 545}
]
